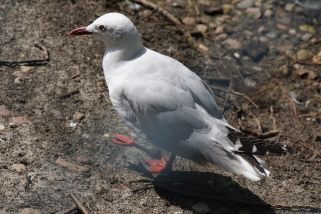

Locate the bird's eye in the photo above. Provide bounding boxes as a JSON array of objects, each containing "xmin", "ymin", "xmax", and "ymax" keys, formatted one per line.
[{"xmin": 99, "ymin": 25, "xmax": 106, "ymax": 31}]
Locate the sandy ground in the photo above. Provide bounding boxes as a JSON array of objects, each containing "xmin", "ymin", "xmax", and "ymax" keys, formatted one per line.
[{"xmin": 1, "ymin": 0, "xmax": 321, "ymax": 213}]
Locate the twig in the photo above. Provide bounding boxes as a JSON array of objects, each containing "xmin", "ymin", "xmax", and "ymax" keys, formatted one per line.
[
  {"xmin": 128, "ymin": 0, "xmax": 209, "ymax": 57},
  {"xmin": 57, "ymin": 90, "xmax": 80, "ymax": 100},
  {"xmin": 295, "ymin": 60, "xmax": 321, "ymax": 66},
  {"xmin": 240, "ymin": 128, "xmax": 279, "ymax": 139},
  {"xmin": 270, "ymin": 106, "xmax": 277, "ymax": 130},
  {"xmin": 69, "ymin": 193, "xmax": 89, "ymax": 214},
  {"xmin": 0, "ymin": 44, "xmax": 50, "ymax": 67},
  {"xmin": 279, "ymin": 84, "xmax": 299, "ymax": 125},
  {"xmin": 212, "ymin": 87, "xmax": 259, "ymax": 109}
]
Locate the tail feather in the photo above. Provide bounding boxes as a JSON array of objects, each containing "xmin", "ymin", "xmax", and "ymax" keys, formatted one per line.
[{"xmin": 228, "ymin": 129, "xmax": 289, "ymax": 155}]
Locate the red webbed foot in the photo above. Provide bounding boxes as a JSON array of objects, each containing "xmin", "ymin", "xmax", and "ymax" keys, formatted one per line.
[
  {"xmin": 145, "ymin": 157, "xmax": 168, "ymax": 173},
  {"xmin": 111, "ymin": 133, "xmax": 135, "ymax": 146}
]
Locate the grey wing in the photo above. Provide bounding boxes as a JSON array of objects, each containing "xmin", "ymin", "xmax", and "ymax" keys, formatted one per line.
[
  {"xmin": 180, "ymin": 70, "xmax": 223, "ymax": 119},
  {"xmin": 119, "ymin": 80, "xmax": 209, "ymax": 153}
]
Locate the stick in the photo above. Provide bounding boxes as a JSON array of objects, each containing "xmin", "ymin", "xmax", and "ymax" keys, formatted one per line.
[
  {"xmin": 212, "ymin": 87, "xmax": 259, "ymax": 109},
  {"xmin": 69, "ymin": 193, "xmax": 89, "ymax": 214},
  {"xmin": 57, "ymin": 90, "xmax": 80, "ymax": 100},
  {"xmin": 128, "ymin": 0, "xmax": 209, "ymax": 57}
]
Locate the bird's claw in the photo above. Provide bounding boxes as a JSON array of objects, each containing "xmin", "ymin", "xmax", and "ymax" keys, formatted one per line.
[{"xmin": 145, "ymin": 157, "xmax": 168, "ymax": 173}]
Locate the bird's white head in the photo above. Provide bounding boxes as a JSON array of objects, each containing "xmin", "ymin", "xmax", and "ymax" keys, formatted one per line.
[{"xmin": 70, "ymin": 12, "xmax": 143, "ymax": 54}]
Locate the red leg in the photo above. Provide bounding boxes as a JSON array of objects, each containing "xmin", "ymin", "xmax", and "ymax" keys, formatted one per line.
[
  {"xmin": 145, "ymin": 157, "xmax": 167, "ymax": 173},
  {"xmin": 111, "ymin": 133, "xmax": 135, "ymax": 146}
]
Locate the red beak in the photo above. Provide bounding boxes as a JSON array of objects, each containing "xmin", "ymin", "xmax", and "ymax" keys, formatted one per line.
[{"xmin": 69, "ymin": 27, "xmax": 93, "ymax": 36}]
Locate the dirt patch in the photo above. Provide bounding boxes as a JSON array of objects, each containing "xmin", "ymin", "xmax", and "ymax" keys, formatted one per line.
[{"xmin": 1, "ymin": 0, "xmax": 321, "ymax": 213}]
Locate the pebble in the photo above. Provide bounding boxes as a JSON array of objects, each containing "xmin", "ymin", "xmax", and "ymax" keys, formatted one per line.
[
  {"xmin": 182, "ymin": 17, "xmax": 195, "ymax": 26},
  {"xmin": 20, "ymin": 66, "xmax": 33, "ymax": 73},
  {"xmin": 197, "ymin": 43, "xmax": 209, "ymax": 53},
  {"xmin": 285, "ymin": 3, "xmax": 295, "ymax": 12},
  {"xmin": 242, "ymin": 40, "xmax": 269, "ymax": 62},
  {"xmin": 69, "ymin": 121, "xmax": 78, "ymax": 129},
  {"xmin": 257, "ymin": 26, "xmax": 267, "ymax": 33},
  {"xmin": 246, "ymin": 7, "xmax": 262, "ymax": 19},
  {"xmin": 14, "ymin": 77, "xmax": 23, "ymax": 84},
  {"xmin": 288, "ymin": 28, "xmax": 297, "ymax": 35},
  {"xmin": 264, "ymin": 9, "xmax": 273, "ymax": 17},
  {"xmin": 296, "ymin": 49, "xmax": 313, "ymax": 61},
  {"xmin": 196, "ymin": 24, "xmax": 208, "ymax": 33},
  {"xmin": 299, "ymin": 24, "xmax": 316, "ymax": 34},
  {"xmin": 259, "ymin": 36, "xmax": 269, "ymax": 43},
  {"xmin": 73, "ymin": 111, "xmax": 85, "ymax": 121},
  {"xmin": 214, "ymin": 26, "xmax": 224, "ymax": 34},
  {"xmin": 19, "ymin": 208, "xmax": 42, "ymax": 214},
  {"xmin": 223, "ymin": 4, "xmax": 233, "ymax": 14},
  {"xmin": 9, "ymin": 117, "xmax": 31, "ymax": 127},
  {"xmin": 215, "ymin": 33, "xmax": 228, "ymax": 41},
  {"xmin": 192, "ymin": 202, "xmax": 210, "ymax": 213},
  {"xmin": 0, "ymin": 124, "xmax": 5, "ymax": 131},
  {"xmin": 223, "ymin": 38, "xmax": 241, "ymax": 49},
  {"xmin": 0, "ymin": 105, "xmax": 10, "ymax": 117},
  {"xmin": 301, "ymin": 33, "xmax": 313, "ymax": 41},
  {"xmin": 266, "ymin": 31, "xmax": 277, "ymax": 39},
  {"xmin": 11, "ymin": 163, "xmax": 26, "ymax": 173},
  {"xmin": 276, "ymin": 23, "xmax": 289, "ymax": 31},
  {"xmin": 237, "ymin": 0, "xmax": 255, "ymax": 9},
  {"xmin": 56, "ymin": 157, "xmax": 90, "ymax": 173}
]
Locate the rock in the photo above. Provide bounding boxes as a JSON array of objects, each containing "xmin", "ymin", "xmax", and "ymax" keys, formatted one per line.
[
  {"xmin": 276, "ymin": 23, "xmax": 289, "ymax": 31},
  {"xmin": 69, "ymin": 121, "xmax": 78, "ymax": 129},
  {"xmin": 14, "ymin": 77, "xmax": 23, "ymax": 84},
  {"xmin": 285, "ymin": 3, "xmax": 295, "ymax": 12},
  {"xmin": 301, "ymin": 33, "xmax": 313, "ymax": 41},
  {"xmin": 11, "ymin": 163, "xmax": 26, "ymax": 172},
  {"xmin": 259, "ymin": 36, "xmax": 269, "ymax": 43},
  {"xmin": 56, "ymin": 157, "xmax": 90, "ymax": 173},
  {"xmin": 246, "ymin": 7, "xmax": 261, "ymax": 19},
  {"xmin": 264, "ymin": 9, "xmax": 273, "ymax": 17},
  {"xmin": 288, "ymin": 28, "xmax": 297, "ymax": 35},
  {"xmin": 197, "ymin": 43, "xmax": 209, "ymax": 53},
  {"xmin": 296, "ymin": 49, "xmax": 313, "ymax": 61},
  {"xmin": 295, "ymin": 69, "xmax": 317, "ymax": 80},
  {"xmin": 0, "ymin": 124, "xmax": 5, "ymax": 131},
  {"xmin": 182, "ymin": 17, "xmax": 196, "ymax": 26},
  {"xmin": 73, "ymin": 111, "xmax": 85, "ymax": 121},
  {"xmin": 223, "ymin": 38, "xmax": 242, "ymax": 49},
  {"xmin": 0, "ymin": 105, "xmax": 10, "ymax": 117},
  {"xmin": 214, "ymin": 26, "xmax": 224, "ymax": 34},
  {"xmin": 196, "ymin": 24, "xmax": 207, "ymax": 33},
  {"xmin": 299, "ymin": 24, "xmax": 316, "ymax": 34},
  {"xmin": 215, "ymin": 33, "xmax": 228, "ymax": 41},
  {"xmin": 202, "ymin": 5, "xmax": 223, "ymax": 16},
  {"xmin": 192, "ymin": 202, "xmax": 210, "ymax": 213},
  {"xmin": 20, "ymin": 66, "xmax": 33, "ymax": 73},
  {"xmin": 242, "ymin": 40, "xmax": 269, "ymax": 62},
  {"xmin": 237, "ymin": 0, "xmax": 255, "ymax": 9},
  {"xmin": 9, "ymin": 117, "xmax": 31, "ymax": 127},
  {"xmin": 19, "ymin": 208, "xmax": 42, "ymax": 214},
  {"xmin": 266, "ymin": 31, "xmax": 277, "ymax": 39},
  {"xmin": 223, "ymin": 4, "xmax": 233, "ymax": 14},
  {"xmin": 312, "ymin": 50, "xmax": 321, "ymax": 64}
]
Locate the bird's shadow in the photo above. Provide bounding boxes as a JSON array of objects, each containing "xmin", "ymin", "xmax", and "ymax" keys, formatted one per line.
[{"xmin": 128, "ymin": 163, "xmax": 275, "ymax": 214}]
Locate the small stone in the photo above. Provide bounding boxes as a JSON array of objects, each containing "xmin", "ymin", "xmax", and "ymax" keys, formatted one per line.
[
  {"xmin": 246, "ymin": 7, "xmax": 262, "ymax": 19},
  {"xmin": 20, "ymin": 66, "xmax": 33, "ymax": 73},
  {"xmin": 312, "ymin": 50, "xmax": 321, "ymax": 64},
  {"xmin": 296, "ymin": 49, "xmax": 313, "ymax": 61},
  {"xmin": 0, "ymin": 105, "xmax": 10, "ymax": 117},
  {"xmin": 182, "ymin": 17, "xmax": 196, "ymax": 26},
  {"xmin": 69, "ymin": 121, "xmax": 78, "ymax": 129},
  {"xmin": 285, "ymin": 3, "xmax": 295, "ymax": 12},
  {"xmin": 237, "ymin": 0, "xmax": 255, "ymax": 9},
  {"xmin": 288, "ymin": 28, "xmax": 296, "ymax": 35},
  {"xmin": 196, "ymin": 24, "xmax": 207, "ymax": 33},
  {"xmin": 259, "ymin": 36, "xmax": 269, "ymax": 43},
  {"xmin": 197, "ymin": 43, "xmax": 209, "ymax": 53},
  {"xmin": 266, "ymin": 31, "xmax": 277, "ymax": 39},
  {"xmin": 276, "ymin": 23, "xmax": 289, "ymax": 31},
  {"xmin": 214, "ymin": 26, "xmax": 224, "ymax": 34},
  {"xmin": 73, "ymin": 111, "xmax": 85, "ymax": 121},
  {"xmin": 295, "ymin": 69, "xmax": 317, "ymax": 80},
  {"xmin": 11, "ymin": 163, "xmax": 26, "ymax": 172},
  {"xmin": 56, "ymin": 157, "xmax": 90, "ymax": 173},
  {"xmin": 223, "ymin": 4, "xmax": 233, "ymax": 14},
  {"xmin": 215, "ymin": 33, "xmax": 228, "ymax": 41},
  {"xmin": 0, "ymin": 124, "xmax": 5, "ymax": 131},
  {"xmin": 19, "ymin": 208, "xmax": 42, "ymax": 214},
  {"xmin": 14, "ymin": 77, "xmax": 23, "ymax": 84},
  {"xmin": 242, "ymin": 40, "xmax": 269, "ymax": 62},
  {"xmin": 299, "ymin": 24, "xmax": 316, "ymax": 34},
  {"xmin": 192, "ymin": 202, "xmax": 210, "ymax": 213},
  {"xmin": 223, "ymin": 38, "xmax": 241, "ymax": 49},
  {"xmin": 258, "ymin": 26, "xmax": 266, "ymax": 33},
  {"xmin": 264, "ymin": 9, "xmax": 273, "ymax": 17},
  {"xmin": 203, "ymin": 6, "xmax": 223, "ymax": 16},
  {"xmin": 301, "ymin": 33, "xmax": 313, "ymax": 41},
  {"xmin": 9, "ymin": 117, "xmax": 31, "ymax": 127}
]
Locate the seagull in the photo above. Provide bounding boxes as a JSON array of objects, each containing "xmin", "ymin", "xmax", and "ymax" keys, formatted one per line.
[{"xmin": 70, "ymin": 12, "xmax": 288, "ymax": 181}]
